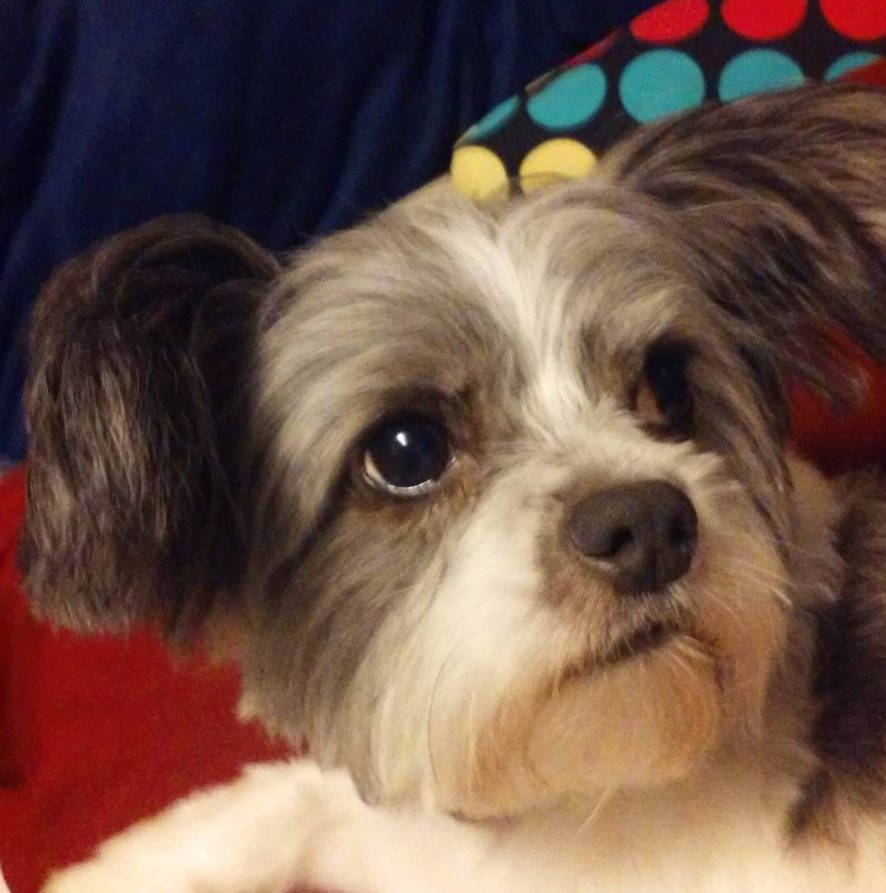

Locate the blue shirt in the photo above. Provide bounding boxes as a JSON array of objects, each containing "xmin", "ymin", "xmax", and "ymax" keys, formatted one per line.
[{"xmin": 0, "ymin": 0, "xmax": 653, "ymax": 461}]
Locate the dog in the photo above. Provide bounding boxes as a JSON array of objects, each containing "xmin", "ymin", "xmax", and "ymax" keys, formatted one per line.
[{"xmin": 20, "ymin": 83, "xmax": 886, "ymax": 892}]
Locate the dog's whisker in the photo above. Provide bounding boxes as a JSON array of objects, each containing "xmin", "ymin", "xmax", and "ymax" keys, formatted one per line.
[
  {"xmin": 426, "ymin": 641, "xmax": 464, "ymax": 799},
  {"xmin": 578, "ymin": 786, "xmax": 615, "ymax": 833}
]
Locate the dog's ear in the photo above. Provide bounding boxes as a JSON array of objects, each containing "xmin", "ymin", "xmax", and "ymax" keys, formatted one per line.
[
  {"xmin": 21, "ymin": 215, "xmax": 281, "ymax": 635},
  {"xmin": 602, "ymin": 84, "xmax": 886, "ymax": 406}
]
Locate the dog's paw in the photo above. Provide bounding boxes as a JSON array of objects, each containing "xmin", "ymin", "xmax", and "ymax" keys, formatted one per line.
[
  {"xmin": 37, "ymin": 760, "xmax": 490, "ymax": 893},
  {"xmin": 38, "ymin": 761, "xmax": 367, "ymax": 893},
  {"xmin": 41, "ymin": 864, "xmax": 175, "ymax": 893}
]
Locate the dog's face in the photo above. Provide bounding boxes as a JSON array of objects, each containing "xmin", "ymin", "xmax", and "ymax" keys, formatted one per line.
[
  {"xmin": 247, "ymin": 182, "xmax": 791, "ymax": 815},
  {"xmin": 22, "ymin": 85, "xmax": 886, "ymax": 819}
]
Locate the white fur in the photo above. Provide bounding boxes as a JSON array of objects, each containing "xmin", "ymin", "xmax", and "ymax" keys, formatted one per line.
[{"xmin": 42, "ymin": 753, "xmax": 886, "ymax": 893}]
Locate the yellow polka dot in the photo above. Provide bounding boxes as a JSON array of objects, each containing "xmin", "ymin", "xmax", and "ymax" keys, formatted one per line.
[
  {"xmin": 518, "ymin": 139, "xmax": 597, "ymax": 193},
  {"xmin": 450, "ymin": 145, "xmax": 509, "ymax": 201}
]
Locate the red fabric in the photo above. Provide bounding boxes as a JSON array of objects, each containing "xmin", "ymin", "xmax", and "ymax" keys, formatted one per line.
[
  {"xmin": 0, "ymin": 466, "xmax": 289, "ymax": 893},
  {"xmin": 789, "ymin": 60, "xmax": 886, "ymax": 470},
  {"xmin": 841, "ymin": 56, "xmax": 886, "ymax": 86}
]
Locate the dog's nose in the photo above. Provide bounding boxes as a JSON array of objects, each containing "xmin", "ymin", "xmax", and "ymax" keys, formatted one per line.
[{"xmin": 568, "ymin": 481, "xmax": 698, "ymax": 595}]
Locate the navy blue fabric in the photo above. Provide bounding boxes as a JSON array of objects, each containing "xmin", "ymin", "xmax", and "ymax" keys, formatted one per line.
[{"xmin": 0, "ymin": 0, "xmax": 654, "ymax": 462}]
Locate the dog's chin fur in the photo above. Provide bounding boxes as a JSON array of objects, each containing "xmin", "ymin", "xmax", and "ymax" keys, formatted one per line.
[{"xmin": 21, "ymin": 84, "xmax": 886, "ymax": 891}]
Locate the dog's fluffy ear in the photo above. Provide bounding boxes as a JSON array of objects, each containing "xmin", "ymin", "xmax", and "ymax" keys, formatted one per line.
[
  {"xmin": 602, "ymin": 84, "xmax": 886, "ymax": 406},
  {"xmin": 22, "ymin": 215, "xmax": 280, "ymax": 635}
]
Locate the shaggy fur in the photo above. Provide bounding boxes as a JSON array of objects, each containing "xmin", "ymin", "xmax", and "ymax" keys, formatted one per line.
[{"xmin": 21, "ymin": 84, "xmax": 886, "ymax": 891}]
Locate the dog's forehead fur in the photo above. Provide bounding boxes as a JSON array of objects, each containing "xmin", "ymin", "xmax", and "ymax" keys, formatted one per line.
[
  {"xmin": 257, "ymin": 182, "xmax": 736, "ymax": 517},
  {"xmin": 268, "ymin": 181, "xmax": 712, "ymax": 379}
]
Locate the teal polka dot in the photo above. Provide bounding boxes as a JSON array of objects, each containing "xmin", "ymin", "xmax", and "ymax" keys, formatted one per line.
[
  {"xmin": 464, "ymin": 96, "xmax": 520, "ymax": 141},
  {"xmin": 619, "ymin": 50, "xmax": 706, "ymax": 124},
  {"xmin": 527, "ymin": 65, "xmax": 607, "ymax": 130},
  {"xmin": 719, "ymin": 50, "xmax": 805, "ymax": 102},
  {"xmin": 825, "ymin": 52, "xmax": 881, "ymax": 82}
]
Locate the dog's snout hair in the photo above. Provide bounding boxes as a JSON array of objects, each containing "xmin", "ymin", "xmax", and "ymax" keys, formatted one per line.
[{"xmin": 20, "ymin": 84, "xmax": 886, "ymax": 832}]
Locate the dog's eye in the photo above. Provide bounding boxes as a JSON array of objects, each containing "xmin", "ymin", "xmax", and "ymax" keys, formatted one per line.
[
  {"xmin": 361, "ymin": 416, "xmax": 452, "ymax": 498},
  {"xmin": 635, "ymin": 344, "xmax": 694, "ymax": 432}
]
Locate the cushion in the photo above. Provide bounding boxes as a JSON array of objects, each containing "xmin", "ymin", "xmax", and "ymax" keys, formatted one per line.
[
  {"xmin": 451, "ymin": 0, "xmax": 885, "ymax": 199},
  {"xmin": 450, "ymin": 0, "xmax": 886, "ymax": 472}
]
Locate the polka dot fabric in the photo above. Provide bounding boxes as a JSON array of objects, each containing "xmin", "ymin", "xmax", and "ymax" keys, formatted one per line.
[{"xmin": 452, "ymin": 0, "xmax": 884, "ymax": 199}]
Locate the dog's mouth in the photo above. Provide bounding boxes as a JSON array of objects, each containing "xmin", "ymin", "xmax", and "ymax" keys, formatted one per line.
[
  {"xmin": 599, "ymin": 621, "xmax": 677, "ymax": 667},
  {"xmin": 563, "ymin": 622, "xmax": 680, "ymax": 683}
]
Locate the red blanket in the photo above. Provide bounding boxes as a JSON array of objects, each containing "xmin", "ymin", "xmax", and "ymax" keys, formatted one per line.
[{"xmin": 0, "ymin": 467, "xmax": 288, "ymax": 893}]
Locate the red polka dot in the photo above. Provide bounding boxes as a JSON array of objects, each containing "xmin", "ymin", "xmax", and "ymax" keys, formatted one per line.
[
  {"xmin": 722, "ymin": 0, "xmax": 807, "ymax": 41},
  {"xmin": 820, "ymin": 0, "xmax": 886, "ymax": 41},
  {"xmin": 571, "ymin": 31, "xmax": 618, "ymax": 64},
  {"xmin": 630, "ymin": 0, "xmax": 709, "ymax": 43}
]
